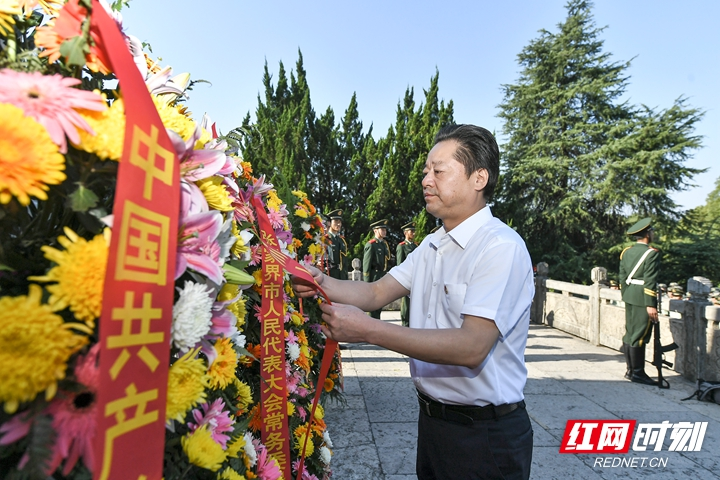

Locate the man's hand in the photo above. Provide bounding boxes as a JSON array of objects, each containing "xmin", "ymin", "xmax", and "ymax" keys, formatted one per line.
[
  {"xmin": 291, "ymin": 264, "xmax": 324, "ymax": 298},
  {"xmin": 318, "ymin": 302, "xmax": 374, "ymax": 343},
  {"xmin": 647, "ymin": 306, "xmax": 659, "ymax": 323}
]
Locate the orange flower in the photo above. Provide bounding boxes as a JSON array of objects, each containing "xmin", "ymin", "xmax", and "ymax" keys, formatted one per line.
[
  {"xmin": 323, "ymin": 377, "xmax": 334, "ymax": 392},
  {"xmin": 34, "ymin": 0, "xmax": 110, "ymax": 74},
  {"xmin": 247, "ymin": 404, "xmax": 262, "ymax": 432}
]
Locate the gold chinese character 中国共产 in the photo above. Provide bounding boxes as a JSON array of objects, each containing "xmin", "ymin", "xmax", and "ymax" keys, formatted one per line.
[
  {"xmin": 130, "ymin": 124, "xmax": 175, "ymax": 201},
  {"xmin": 116, "ymin": 200, "xmax": 170, "ymax": 285}
]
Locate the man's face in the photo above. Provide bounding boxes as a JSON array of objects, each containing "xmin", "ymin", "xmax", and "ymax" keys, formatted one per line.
[
  {"xmin": 405, "ymin": 229, "xmax": 415, "ymax": 241},
  {"xmin": 374, "ymin": 227, "xmax": 386, "ymax": 239},
  {"xmin": 422, "ymin": 140, "xmax": 487, "ymax": 229},
  {"xmin": 330, "ymin": 219, "xmax": 342, "ymax": 233}
]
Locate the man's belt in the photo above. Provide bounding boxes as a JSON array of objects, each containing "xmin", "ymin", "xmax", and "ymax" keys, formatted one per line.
[
  {"xmin": 417, "ymin": 390, "xmax": 525, "ymax": 425},
  {"xmin": 627, "ymin": 279, "xmax": 644, "ymax": 285}
]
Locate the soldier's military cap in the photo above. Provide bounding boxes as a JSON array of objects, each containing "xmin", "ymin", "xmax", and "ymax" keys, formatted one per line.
[
  {"xmin": 402, "ymin": 221, "xmax": 416, "ymax": 231},
  {"xmin": 669, "ymin": 282, "xmax": 679, "ymax": 288},
  {"xmin": 327, "ymin": 209, "xmax": 343, "ymax": 220},
  {"xmin": 670, "ymin": 285, "xmax": 684, "ymax": 294},
  {"xmin": 627, "ymin": 217, "xmax": 652, "ymax": 235},
  {"xmin": 609, "ymin": 280, "xmax": 619, "ymax": 287},
  {"xmin": 369, "ymin": 219, "xmax": 389, "ymax": 230}
]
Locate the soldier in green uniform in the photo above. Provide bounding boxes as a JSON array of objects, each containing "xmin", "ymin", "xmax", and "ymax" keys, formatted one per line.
[
  {"xmin": 396, "ymin": 221, "xmax": 417, "ymax": 326},
  {"xmin": 619, "ymin": 217, "xmax": 660, "ymax": 385},
  {"xmin": 325, "ymin": 209, "xmax": 348, "ymax": 280},
  {"xmin": 363, "ymin": 219, "xmax": 391, "ymax": 319}
]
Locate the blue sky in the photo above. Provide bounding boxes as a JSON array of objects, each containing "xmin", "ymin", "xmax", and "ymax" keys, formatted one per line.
[{"xmin": 121, "ymin": 0, "xmax": 719, "ymax": 210}]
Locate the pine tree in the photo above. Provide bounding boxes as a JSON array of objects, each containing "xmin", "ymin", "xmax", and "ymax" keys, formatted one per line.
[{"xmin": 496, "ymin": 0, "xmax": 703, "ymax": 282}]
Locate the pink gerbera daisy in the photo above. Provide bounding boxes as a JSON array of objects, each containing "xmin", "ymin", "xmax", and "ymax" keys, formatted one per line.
[
  {"xmin": 46, "ymin": 344, "xmax": 100, "ymax": 475},
  {"xmin": 0, "ymin": 69, "xmax": 106, "ymax": 153}
]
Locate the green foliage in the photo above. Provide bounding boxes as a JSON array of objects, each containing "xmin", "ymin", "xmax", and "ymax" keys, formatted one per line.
[
  {"xmin": 496, "ymin": 0, "xmax": 704, "ymax": 283},
  {"xmin": 239, "ymin": 54, "xmax": 453, "ymax": 261}
]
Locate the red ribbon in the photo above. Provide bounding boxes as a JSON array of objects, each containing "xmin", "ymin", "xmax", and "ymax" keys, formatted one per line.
[
  {"xmin": 91, "ymin": 1, "xmax": 179, "ymax": 479},
  {"xmin": 249, "ymin": 195, "xmax": 339, "ymax": 480}
]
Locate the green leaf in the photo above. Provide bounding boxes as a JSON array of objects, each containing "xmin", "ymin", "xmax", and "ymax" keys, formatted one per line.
[
  {"xmin": 59, "ymin": 35, "xmax": 90, "ymax": 68},
  {"xmin": 67, "ymin": 184, "xmax": 99, "ymax": 212}
]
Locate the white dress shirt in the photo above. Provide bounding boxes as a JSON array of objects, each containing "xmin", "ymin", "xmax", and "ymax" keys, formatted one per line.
[{"xmin": 388, "ymin": 206, "xmax": 534, "ymax": 406}]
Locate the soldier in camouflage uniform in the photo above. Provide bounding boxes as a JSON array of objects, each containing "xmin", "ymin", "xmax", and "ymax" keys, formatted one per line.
[
  {"xmin": 363, "ymin": 219, "xmax": 391, "ymax": 319},
  {"xmin": 619, "ymin": 217, "xmax": 660, "ymax": 386},
  {"xmin": 325, "ymin": 209, "xmax": 348, "ymax": 280},
  {"xmin": 396, "ymin": 221, "xmax": 417, "ymax": 327}
]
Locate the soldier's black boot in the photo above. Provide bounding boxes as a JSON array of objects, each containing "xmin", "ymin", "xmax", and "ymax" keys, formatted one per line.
[
  {"xmin": 621, "ymin": 343, "xmax": 632, "ymax": 380},
  {"xmin": 629, "ymin": 346, "xmax": 658, "ymax": 386}
]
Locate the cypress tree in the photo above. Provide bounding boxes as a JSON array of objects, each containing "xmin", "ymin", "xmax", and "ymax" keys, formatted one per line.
[{"xmin": 496, "ymin": 0, "xmax": 703, "ymax": 282}]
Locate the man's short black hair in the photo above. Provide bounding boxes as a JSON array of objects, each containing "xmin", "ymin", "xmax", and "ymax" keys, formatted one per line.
[{"xmin": 433, "ymin": 124, "xmax": 499, "ymax": 202}]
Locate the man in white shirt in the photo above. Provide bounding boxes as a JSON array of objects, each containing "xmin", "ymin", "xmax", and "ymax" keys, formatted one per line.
[{"xmin": 293, "ymin": 124, "xmax": 534, "ymax": 479}]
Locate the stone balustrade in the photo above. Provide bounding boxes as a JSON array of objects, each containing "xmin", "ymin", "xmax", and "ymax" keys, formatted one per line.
[{"xmin": 532, "ymin": 262, "xmax": 720, "ymax": 382}]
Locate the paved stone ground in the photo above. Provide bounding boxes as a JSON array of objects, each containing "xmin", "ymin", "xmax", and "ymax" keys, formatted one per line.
[{"xmin": 324, "ymin": 311, "xmax": 720, "ymax": 479}]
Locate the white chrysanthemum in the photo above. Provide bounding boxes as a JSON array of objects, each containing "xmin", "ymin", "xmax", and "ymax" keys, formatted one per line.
[
  {"xmin": 323, "ymin": 430, "xmax": 333, "ymax": 448},
  {"xmin": 287, "ymin": 343, "xmax": 300, "ymax": 362},
  {"xmin": 243, "ymin": 432, "xmax": 257, "ymax": 467},
  {"xmin": 319, "ymin": 446, "xmax": 332, "ymax": 465},
  {"xmin": 171, "ymin": 280, "xmax": 214, "ymax": 352},
  {"xmin": 234, "ymin": 333, "xmax": 247, "ymax": 349},
  {"xmin": 301, "ymin": 221, "xmax": 311, "ymax": 232}
]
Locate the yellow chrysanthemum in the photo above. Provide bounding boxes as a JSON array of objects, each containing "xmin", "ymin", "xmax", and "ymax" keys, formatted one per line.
[
  {"xmin": 291, "ymin": 189, "xmax": 307, "ymax": 199},
  {"xmin": 233, "ymin": 378, "xmax": 253, "ymax": 414},
  {"xmin": 308, "ymin": 243, "xmax": 321, "ymax": 256},
  {"xmin": 218, "ymin": 467, "xmax": 246, "ymax": 480},
  {"xmin": 218, "ymin": 283, "xmax": 247, "ymax": 329},
  {"xmin": 0, "ymin": 103, "xmax": 66, "ymax": 206},
  {"xmin": 28, "ymin": 227, "xmax": 109, "ymax": 328},
  {"xmin": 230, "ymin": 222, "xmax": 250, "ymax": 258},
  {"xmin": 225, "ymin": 433, "xmax": 247, "ymax": 459},
  {"xmin": 252, "ymin": 270, "xmax": 263, "ymax": 292},
  {"xmin": 314, "ymin": 403, "xmax": 325, "ymax": 420},
  {"xmin": 293, "ymin": 423, "xmax": 314, "ymax": 457},
  {"xmin": 153, "ymin": 96, "xmax": 196, "ymax": 141},
  {"xmin": 197, "ymin": 176, "xmax": 234, "ymax": 211},
  {"xmin": 0, "ymin": 285, "xmax": 88, "ymax": 413},
  {"xmin": 0, "ymin": 0, "xmax": 21, "ymax": 35},
  {"xmin": 208, "ymin": 338, "xmax": 238, "ymax": 389},
  {"xmin": 22, "ymin": 1, "xmax": 64, "ymax": 17},
  {"xmin": 75, "ymin": 97, "xmax": 125, "ymax": 161},
  {"xmin": 76, "ymin": 96, "xmax": 199, "ymax": 161},
  {"xmin": 266, "ymin": 190, "xmax": 283, "ymax": 211},
  {"xmin": 166, "ymin": 347, "xmax": 210, "ymax": 423},
  {"xmin": 287, "ymin": 400, "xmax": 296, "ymax": 416},
  {"xmin": 290, "ymin": 312, "xmax": 304, "ymax": 326},
  {"xmin": 294, "ymin": 207, "xmax": 308, "ymax": 218},
  {"xmin": 182, "ymin": 425, "xmax": 227, "ymax": 472}
]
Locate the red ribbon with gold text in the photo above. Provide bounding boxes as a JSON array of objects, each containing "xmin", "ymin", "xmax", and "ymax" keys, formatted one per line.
[
  {"xmin": 91, "ymin": 2, "xmax": 179, "ymax": 479},
  {"xmin": 249, "ymin": 195, "xmax": 339, "ymax": 480}
]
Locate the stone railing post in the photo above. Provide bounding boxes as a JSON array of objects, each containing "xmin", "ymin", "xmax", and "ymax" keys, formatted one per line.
[
  {"xmin": 349, "ymin": 258, "xmax": 362, "ymax": 281},
  {"xmin": 532, "ymin": 262, "xmax": 548, "ymax": 324},
  {"xmin": 589, "ymin": 267, "xmax": 607, "ymax": 346},
  {"xmin": 688, "ymin": 277, "xmax": 713, "ymax": 381}
]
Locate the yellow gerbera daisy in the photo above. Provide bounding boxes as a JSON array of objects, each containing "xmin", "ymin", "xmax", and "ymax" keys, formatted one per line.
[
  {"xmin": 197, "ymin": 176, "xmax": 234, "ymax": 211},
  {"xmin": 0, "ymin": 285, "xmax": 88, "ymax": 413},
  {"xmin": 0, "ymin": 0, "xmax": 21, "ymax": 36},
  {"xmin": 218, "ymin": 467, "xmax": 246, "ymax": 480},
  {"xmin": 208, "ymin": 338, "xmax": 238, "ymax": 389},
  {"xmin": 0, "ymin": 103, "xmax": 66, "ymax": 206},
  {"xmin": 182, "ymin": 425, "xmax": 227, "ymax": 472},
  {"xmin": 28, "ymin": 227, "xmax": 110, "ymax": 328},
  {"xmin": 166, "ymin": 347, "xmax": 210, "ymax": 423}
]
